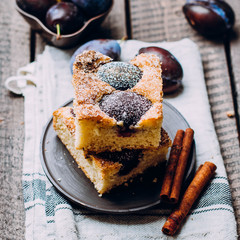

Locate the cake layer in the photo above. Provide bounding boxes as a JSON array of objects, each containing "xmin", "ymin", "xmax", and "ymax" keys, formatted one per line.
[
  {"xmin": 72, "ymin": 50, "xmax": 163, "ymax": 152},
  {"xmin": 53, "ymin": 107, "xmax": 171, "ymax": 194}
]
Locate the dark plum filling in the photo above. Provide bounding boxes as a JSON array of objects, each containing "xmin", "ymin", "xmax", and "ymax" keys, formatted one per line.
[
  {"xmin": 98, "ymin": 149, "xmax": 142, "ymax": 175},
  {"xmin": 99, "ymin": 91, "xmax": 152, "ymax": 130}
]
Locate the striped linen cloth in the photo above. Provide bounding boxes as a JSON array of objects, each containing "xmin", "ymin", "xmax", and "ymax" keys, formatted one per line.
[{"xmin": 21, "ymin": 39, "xmax": 237, "ymax": 239}]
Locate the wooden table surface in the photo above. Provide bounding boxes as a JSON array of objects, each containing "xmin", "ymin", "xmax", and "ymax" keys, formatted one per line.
[{"xmin": 1, "ymin": 0, "xmax": 240, "ymax": 239}]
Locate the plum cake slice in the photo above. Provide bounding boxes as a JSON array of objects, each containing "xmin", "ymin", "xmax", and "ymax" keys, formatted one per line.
[{"xmin": 72, "ymin": 50, "xmax": 163, "ymax": 153}]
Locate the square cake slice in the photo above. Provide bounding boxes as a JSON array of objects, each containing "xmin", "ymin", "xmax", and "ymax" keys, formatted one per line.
[
  {"xmin": 53, "ymin": 107, "xmax": 171, "ymax": 195},
  {"xmin": 72, "ymin": 50, "xmax": 163, "ymax": 153}
]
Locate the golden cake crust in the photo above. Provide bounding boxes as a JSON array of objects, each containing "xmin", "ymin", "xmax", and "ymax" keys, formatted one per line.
[
  {"xmin": 74, "ymin": 104, "xmax": 116, "ymax": 125},
  {"xmin": 53, "ymin": 107, "xmax": 171, "ymax": 170},
  {"xmin": 72, "ymin": 50, "xmax": 163, "ymax": 128},
  {"xmin": 53, "ymin": 107, "xmax": 76, "ymax": 135},
  {"xmin": 72, "ymin": 51, "xmax": 114, "ymax": 105},
  {"xmin": 91, "ymin": 127, "xmax": 171, "ymax": 171},
  {"xmin": 130, "ymin": 53, "xmax": 163, "ymax": 104}
]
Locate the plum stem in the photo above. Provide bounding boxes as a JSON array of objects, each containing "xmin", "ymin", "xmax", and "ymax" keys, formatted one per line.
[
  {"xmin": 121, "ymin": 35, "xmax": 128, "ymax": 41},
  {"xmin": 119, "ymin": 36, "xmax": 128, "ymax": 47},
  {"xmin": 56, "ymin": 24, "xmax": 61, "ymax": 40},
  {"xmin": 120, "ymin": 35, "xmax": 128, "ymax": 43}
]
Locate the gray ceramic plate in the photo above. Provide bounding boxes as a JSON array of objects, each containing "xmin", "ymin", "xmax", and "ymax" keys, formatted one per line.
[{"xmin": 40, "ymin": 99, "xmax": 196, "ymax": 213}]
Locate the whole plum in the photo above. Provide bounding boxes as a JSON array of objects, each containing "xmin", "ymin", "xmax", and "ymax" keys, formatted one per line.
[
  {"xmin": 183, "ymin": 0, "xmax": 235, "ymax": 37},
  {"xmin": 46, "ymin": 2, "xmax": 85, "ymax": 37},
  {"xmin": 17, "ymin": 0, "xmax": 56, "ymax": 19},
  {"xmin": 70, "ymin": 39, "xmax": 121, "ymax": 73},
  {"xmin": 139, "ymin": 47, "xmax": 183, "ymax": 94},
  {"xmin": 71, "ymin": 0, "xmax": 112, "ymax": 17}
]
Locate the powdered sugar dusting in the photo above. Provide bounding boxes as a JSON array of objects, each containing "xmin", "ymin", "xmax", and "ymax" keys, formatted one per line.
[
  {"xmin": 97, "ymin": 62, "xmax": 142, "ymax": 90},
  {"xmin": 72, "ymin": 51, "xmax": 163, "ymax": 128},
  {"xmin": 99, "ymin": 91, "xmax": 152, "ymax": 129},
  {"xmin": 72, "ymin": 51, "xmax": 115, "ymax": 105},
  {"xmin": 130, "ymin": 53, "xmax": 163, "ymax": 103}
]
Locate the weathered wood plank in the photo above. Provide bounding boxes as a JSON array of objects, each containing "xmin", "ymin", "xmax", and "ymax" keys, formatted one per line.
[
  {"xmin": 129, "ymin": 0, "xmax": 240, "ymax": 234},
  {"xmin": 0, "ymin": 1, "xmax": 31, "ymax": 239},
  {"xmin": 35, "ymin": 0, "xmax": 127, "ymax": 57},
  {"xmin": 100, "ymin": 0, "xmax": 127, "ymax": 39},
  {"xmin": 228, "ymin": 0, "xmax": 240, "ymax": 231},
  {"xmin": 229, "ymin": 0, "xmax": 240, "ymax": 129}
]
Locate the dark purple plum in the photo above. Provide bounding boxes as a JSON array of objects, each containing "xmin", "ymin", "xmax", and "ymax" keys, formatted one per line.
[
  {"xmin": 45, "ymin": 2, "xmax": 85, "ymax": 38},
  {"xmin": 71, "ymin": 0, "xmax": 112, "ymax": 17},
  {"xmin": 183, "ymin": 0, "xmax": 235, "ymax": 37},
  {"xmin": 17, "ymin": 0, "xmax": 56, "ymax": 19},
  {"xmin": 70, "ymin": 39, "xmax": 121, "ymax": 73},
  {"xmin": 139, "ymin": 47, "xmax": 183, "ymax": 94}
]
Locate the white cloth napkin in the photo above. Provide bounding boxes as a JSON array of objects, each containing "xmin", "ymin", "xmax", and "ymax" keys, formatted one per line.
[{"xmin": 18, "ymin": 39, "xmax": 237, "ymax": 239}]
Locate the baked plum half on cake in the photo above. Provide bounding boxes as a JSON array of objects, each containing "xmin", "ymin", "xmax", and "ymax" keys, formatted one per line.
[
  {"xmin": 72, "ymin": 50, "xmax": 163, "ymax": 153},
  {"xmin": 53, "ymin": 107, "xmax": 171, "ymax": 194}
]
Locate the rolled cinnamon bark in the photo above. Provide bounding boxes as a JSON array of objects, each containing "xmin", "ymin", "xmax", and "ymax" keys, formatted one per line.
[
  {"xmin": 162, "ymin": 161, "xmax": 217, "ymax": 236},
  {"xmin": 160, "ymin": 130, "xmax": 184, "ymax": 201},
  {"xmin": 170, "ymin": 128, "xmax": 194, "ymax": 203}
]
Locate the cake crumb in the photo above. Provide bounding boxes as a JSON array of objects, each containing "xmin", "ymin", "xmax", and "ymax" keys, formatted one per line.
[
  {"xmin": 153, "ymin": 178, "xmax": 158, "ymax": 183},
  {"xmin": 57, "ymin": 178, "xmax": 61, "ymax": 182},
  {"xmin": 226, "ymin": 111, "xmax": 235, "ymax": 118}
]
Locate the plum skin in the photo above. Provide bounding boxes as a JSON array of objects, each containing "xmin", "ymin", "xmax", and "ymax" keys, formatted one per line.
[
  {"xmin": 71, "ymin": 0, "xmax": 112, "ymax": 17},
  {"xmin": 45, "ymin": 2, "xmax": 85, "ymax": 35},
  {"xmin": 183, "ymin": 0, "xmax": 235, "ymax": 36},
  {"xmin": 139, "ymin": 47, "xmax": 183, "ymax": 94},
  {"xmin": 17, "ymin": 0, "xmax": 56, "ymax": 19},
  {"xmin": 70, "ymin": 39, "xmax": 121, "ymax": 73}
]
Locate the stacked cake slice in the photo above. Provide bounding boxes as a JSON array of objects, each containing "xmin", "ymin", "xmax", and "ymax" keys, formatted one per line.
[
  {"xmin": 53, "ymin": 50, "xmax": 172, "ymax": 195},
  {"xmin": 53, "ymin": 107, "xmax": 171, "ymax": 194}
]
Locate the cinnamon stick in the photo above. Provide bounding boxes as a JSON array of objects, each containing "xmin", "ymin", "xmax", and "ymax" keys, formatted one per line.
[
  {"xmin": 160, "ymin": 130, "xmax": 184, "ymax": 201},
  {"xmin": 170, "ymin": 128, "xmax": 194, "ymax": 203},
  {"xmin": 162, "ymin": 161, "xmax": 217, "ymax": 236}
]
